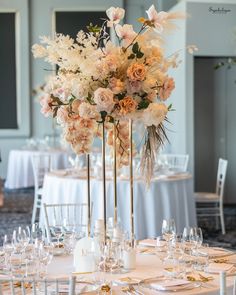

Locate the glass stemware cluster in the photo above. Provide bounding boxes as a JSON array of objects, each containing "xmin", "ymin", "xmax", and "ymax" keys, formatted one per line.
[
  {"xmin": 158, "ymin": 219, "xmax": 207, "ymax": 278},
  {"xmin": 2, "ymin": 224, "xmax": 53, "ymax": 279}
]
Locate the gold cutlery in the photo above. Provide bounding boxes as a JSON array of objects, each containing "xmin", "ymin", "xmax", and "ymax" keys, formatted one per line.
[
  {"xmin": 122, "ymin": 285, "xmax": 144, "ymax": 295},
  {"xmin": 213, "ymin": 258, "xmax": 229, "ymax": 263},
  {"xmin": 186, "ymin": 274, "xmax": 213, "ymax": 283}
]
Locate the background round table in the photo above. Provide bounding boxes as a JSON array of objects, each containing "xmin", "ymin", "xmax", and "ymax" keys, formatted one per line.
[
  {"xmin": 5, "ymin": 149, "xmax": 70, "ymax": 189},
  {"xmin": 40, "ymin": 171, "xmax": 197, "ymax": 239}
]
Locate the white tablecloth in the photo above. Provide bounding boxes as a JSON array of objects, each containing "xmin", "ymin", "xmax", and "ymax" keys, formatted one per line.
[
  {"xmin": 5, "ymin": 149, "xmax": 70, "ymax": 189},
  {"xmin": 46, "ymin": 253, "xmax": 231, "ymax": 294},
  {"xmin": 40, "ymin": 172, "xmax": 197, "ymax": 239}
]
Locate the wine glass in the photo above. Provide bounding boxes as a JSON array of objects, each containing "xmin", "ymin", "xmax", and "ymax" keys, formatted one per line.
[
  {"xmin": 17, "ymin": 227, "xmax": 30, "ymax": 249},
  {"xmin": 51, "ymin": 218, "xmax": 64, "ymax": 247},
  {"xmin": 162, "ymin": 219, "xmax": 176, "ymax": 257},
  {"xmin": 195, "ymin": 227, "xmax": 203, "ymax": 247},
  {"xmin": 162, "ymin": 219, "xmax": 176, "ymax": 242},
  {"xmin": 2, "ymin": 234, "xmax": 14, "ymax": 273}
]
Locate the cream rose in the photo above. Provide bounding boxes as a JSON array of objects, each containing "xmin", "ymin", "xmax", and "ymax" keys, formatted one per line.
[
  {"xmin": 142, "ymin": 103, "xmax": 168, "ymax": 126},
  {"xmin": 127, "ymin": 63, "xmax": 146, "ymax": 81},
  {"xmin": 79, "ymin": 102, "xmax": 100, "ymax": 120},
  {"xmin": 94, "ymin": 88, "xmax": 115, "ymax": 113}
]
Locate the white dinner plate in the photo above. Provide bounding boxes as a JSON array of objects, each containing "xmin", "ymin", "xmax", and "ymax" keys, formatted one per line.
[{"xmin": 140, "ymin": 278, "xmax": 201, "ymax": 292}]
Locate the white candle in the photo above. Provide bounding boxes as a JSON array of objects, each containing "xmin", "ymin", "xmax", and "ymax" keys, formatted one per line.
[{"xmin": 123, "ymin": 249, "xmax": 136, "ymax": 270}]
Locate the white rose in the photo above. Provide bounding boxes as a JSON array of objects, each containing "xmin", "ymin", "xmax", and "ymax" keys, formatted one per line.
[
  {"xmin": 142, "ymin": 103, "xmax": 168, "ymax": 126},
  {"xmin": 94, "ymin": 88, "xmax": 115, "ymax": 113}
]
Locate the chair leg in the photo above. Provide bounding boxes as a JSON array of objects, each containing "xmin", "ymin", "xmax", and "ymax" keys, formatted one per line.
[
  {"xmin": 215, "ymin": 204, "xmax": 219, "ymax": 230},
  {"xmin": 31, "ymin": 193, "xmax": 38, "ymax": 224},
  {"xmin": 220, "ymin": 205, "xmax": 226, "ymax": 235}
]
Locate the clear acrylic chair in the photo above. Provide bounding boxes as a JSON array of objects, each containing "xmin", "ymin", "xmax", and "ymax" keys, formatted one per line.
[
  {"xmin": 195, "ymin": 158, "xmax": 228, "ymax": 234},
  {"xmin": 0, "ymin": 276, "xmax": 76, "ymax": 295},
  {"xmin": 43, "ymin": 203, "xmax": 88, "ymax": 242},
  {"xmin": 157, "ymin": 154, "xmax": 189, "ymax": 172},
  {"xmin": 31, "ymin": 154, "xmax": 51, "ymax": 224}
]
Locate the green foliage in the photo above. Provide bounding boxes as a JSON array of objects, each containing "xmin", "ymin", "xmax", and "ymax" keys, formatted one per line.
[
  {"xmin": 168, "ymin": 103, "xmax": 175, "ymax": 111},
  {"xmin": 128, "ymin": 42, "xmax": 144, "ymax": 60},
  {"xmin": 86, "ymin": 93, "xmax": 96, "ymax": 105},
  {"xmin": 86, "ymin": 23, "xmax": 101, "ymax": 33},
  {"xmin": 138, "ymin": 99, "xmax": 150, "ymax": 110},
  {"xmin": 116, "ymin": 92, "xmax": 126, "ymax": 100}
]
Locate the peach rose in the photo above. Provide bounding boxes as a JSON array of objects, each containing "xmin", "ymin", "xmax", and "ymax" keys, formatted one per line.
[
  {"xmin": 127, "ymin": 63, "xmax": 146, "ymax": 81},
  {"xmin": 118, "ymin": 96, "xmax": 138, "ymax": 115}
]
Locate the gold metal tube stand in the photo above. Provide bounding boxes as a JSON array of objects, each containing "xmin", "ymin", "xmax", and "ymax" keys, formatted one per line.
[
  {"xmin": 113, "ymin": 122, "xmax": 117, "ymax": 225},
  {"xmin": 129, "ymin": 119, "xmax": 134, "ymax": 246},
  {"xmin": 102, "ymin": 122, "xmax": 107, "ymax": 242},
  {"xmin": 86, "ymin": 154, "xmax": 91, "ymax": 237}
]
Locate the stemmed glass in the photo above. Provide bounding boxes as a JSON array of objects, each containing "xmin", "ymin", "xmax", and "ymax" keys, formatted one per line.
[
  {"xmin": 17, "ymin": 227, "xmax": 30, "ymax": 249},
  {"xmin": 189, "ymin": 227, "xmax": 203, "ymax": 249},
  {"xmin": 2, "ymin": 234, "xmax": 14, "ymax": 273},
  {"xmin": 51, "ymin": 218, "xmax": 64, "ymax": 247},
  {"xmin": 162, "ymin": 219, "xmax": 176, "ymax": 257}
]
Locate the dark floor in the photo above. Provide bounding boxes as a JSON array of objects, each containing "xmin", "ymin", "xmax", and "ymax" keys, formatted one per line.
[{"xmin": 0, "ymin": 188, "xmax": 236, "ymax": 249}]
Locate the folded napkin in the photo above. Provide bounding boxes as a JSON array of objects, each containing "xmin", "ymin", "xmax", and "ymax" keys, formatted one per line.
[
  {"xmin": 199, "ymin": 247, "xmax": 232, "ymax": 258},
  {"xmin": 139, "ymin": 239, "xmax": 156, "ymax": 247},
  {"xmin": 149, "ymin": 279, "xmax": 191, "ymax": 291},
  {"xmin": 206, "ymin": 263, "xmax": 234, "ymax": 273}
]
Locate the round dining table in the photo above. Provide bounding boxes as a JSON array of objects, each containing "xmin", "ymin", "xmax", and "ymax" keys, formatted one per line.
[
  {"xmin": 46, "ymin": 251, "xmax": 233, "ymax": 294},
  {"xmin": 40, "ymin": 170, "xmax": 197, "ymax": 240},
  {"xmin": 5, "ymin": 149, "xmax": 70, "ymax": 189}
]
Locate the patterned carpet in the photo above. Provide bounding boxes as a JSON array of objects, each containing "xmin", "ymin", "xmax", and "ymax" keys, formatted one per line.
[{"xmin": 1, "ymin": 188, "xmax": 236, "ymax": 248}]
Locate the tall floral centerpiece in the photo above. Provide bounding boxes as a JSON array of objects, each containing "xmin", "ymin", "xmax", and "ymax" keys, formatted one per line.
[{"xmin": 32, "ymin": 5, "xmax": 196, "ymax": 239}]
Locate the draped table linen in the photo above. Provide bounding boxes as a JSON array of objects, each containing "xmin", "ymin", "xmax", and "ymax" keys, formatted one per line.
[
  {"xmin": 5, "ymin": 149, "xmax": 70, "ymax": 189},
  {"xmin": 40, "ymin": 171, "xmax": 197, "ymax": 239}
]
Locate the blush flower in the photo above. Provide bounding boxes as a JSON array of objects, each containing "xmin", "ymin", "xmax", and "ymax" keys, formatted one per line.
[
  {"xmin": 40, "ymin": 94, "xmax": 53, "ymax": 117},
  {"xmin": 106, "ymin": 7, "xmax": 125, "ymax": 27},
  {"xmin": 142, "ymin": 103, "xmax": 168, "ymax": 127},
  {"xmin": 94, "ymin": 88, "xmax": 115, "ymax": 113},
  {"xmin": 127, "ymin": 80, "xmax": 142, "ymax": 94},
  {"xmin": 146, "ymin": 5, "xmax": 168, "ymax": 33},
  {"xmin": 79, "ymin": 102, "xmax": 100, "ymax": 120},
  {"xmin": 115, "ymin": 24, "xmax": 136, "ymax": 46},
  {"xmin": 127, "ymin": 63, "xmax": 146, "ymax": 81},
  {"xmin": 57, "ymin": 107, "xmax": 69, "ymax": 124},
  {"xmin": 159, "ymin": 77, "xmax": 175, "ymax": 100}
]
